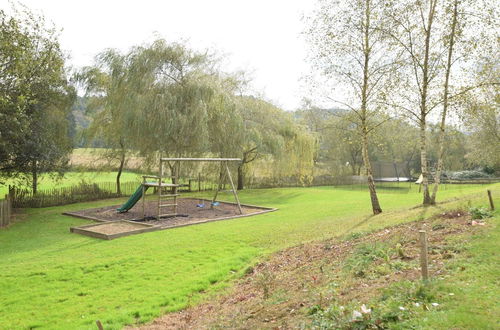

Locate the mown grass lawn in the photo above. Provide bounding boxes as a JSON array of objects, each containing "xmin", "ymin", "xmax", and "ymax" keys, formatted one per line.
[{"xmin": 0, "ymin": 184, "xmax": 497, "ymax": 329}]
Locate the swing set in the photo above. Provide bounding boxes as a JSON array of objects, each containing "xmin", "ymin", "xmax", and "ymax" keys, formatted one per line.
[{"xmin": 139, "ymin": 157, "xmax": 243, "ymax": 220}]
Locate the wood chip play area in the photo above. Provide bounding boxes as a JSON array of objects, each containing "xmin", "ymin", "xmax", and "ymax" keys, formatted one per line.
[
  {"xmin": 66, "ymin": 198, "xmax": 275, "ymax": 239},
  {"xmin": 66, "ymin": 158, "xmax": 276, "ymax": 239}
]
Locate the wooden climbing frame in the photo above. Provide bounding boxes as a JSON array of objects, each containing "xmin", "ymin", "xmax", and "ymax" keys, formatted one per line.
[{"xmin": 142, "ymin": 158, "xmax": 242, "ymax": 220}]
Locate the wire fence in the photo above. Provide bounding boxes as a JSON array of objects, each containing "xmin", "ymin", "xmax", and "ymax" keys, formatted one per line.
[
  {"xmin": 8, "ymin": 178, "xmax": 221, "ymax": 209},
  {"xmin": 6, "ymin": 175, "xmax": 500, "ymax": 209}
]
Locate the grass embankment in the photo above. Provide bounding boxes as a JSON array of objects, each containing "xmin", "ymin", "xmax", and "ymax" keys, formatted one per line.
[
  {"xmin": 140, "ymin": 194, "xmax": 499, "ymax": 329},
  {"xmin": 311, "ymin": 208, "xmax": 499, "ymax": 330},
  {"xmin": 402, "ymin": 211, "xmax": 499, "ymax": 328},
  {"xmin": 0, "ymin": 184, "xmax": 498, "ymax": 329}
]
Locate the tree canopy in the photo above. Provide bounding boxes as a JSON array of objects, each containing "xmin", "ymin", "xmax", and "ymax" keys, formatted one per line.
[{"xmin": 0, "ymin": 6, "xmax": 74, "ymax": 192}]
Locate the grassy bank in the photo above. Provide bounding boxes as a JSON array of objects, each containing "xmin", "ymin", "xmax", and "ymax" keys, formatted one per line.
[{"xmin": 0, "ymin": 184, "xmax": 497, "ymax": 329}]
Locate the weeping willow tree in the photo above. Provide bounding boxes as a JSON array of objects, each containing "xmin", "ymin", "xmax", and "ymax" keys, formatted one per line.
[
  {"xmin": 125, "ymin": 40, "xmax": 222, "ymax": 179},
  {"xmin": 232, "ymin": 96, "xmax": 316, "ymax": 189},
  {"xmin": 77, "ymin": 50, "xmax": 136, "ymax": 194},
  {"xmin": 271, "ymin": 123, "xmax": 317, "ymax": 186},
  {"xmin": 232, "ymin": 97, "xmax": 287, "ymax": 190}
]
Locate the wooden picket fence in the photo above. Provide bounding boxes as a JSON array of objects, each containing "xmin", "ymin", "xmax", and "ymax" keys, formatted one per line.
[
  {"xmin": 0, "ymin": 194, "xmax": 12, "ymax": 227},
  {"xmin": 10, "ymin": 181, "xmax": 141, "ymax": 208},
  {"xmin": 7, "ymin": 177, "xmax": 222, "ymax": 209}
]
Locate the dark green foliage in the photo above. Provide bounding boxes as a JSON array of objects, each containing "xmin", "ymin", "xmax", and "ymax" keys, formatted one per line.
[
  {"xmin": 468, "ymin": 206, "xmax": 492, "ymax": 219},
  {"xmin": 0, "ymin": 6, "xmax": 74, "ymax": 191}
]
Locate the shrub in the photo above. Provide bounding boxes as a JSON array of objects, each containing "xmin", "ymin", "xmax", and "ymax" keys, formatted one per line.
[
  {"xmin": 468, "ymin": 206, "xmax": 492, "ymax": 220},
  {"xmin": 446, "ymin": 170, "xmax": 493, "ymax": 180}
]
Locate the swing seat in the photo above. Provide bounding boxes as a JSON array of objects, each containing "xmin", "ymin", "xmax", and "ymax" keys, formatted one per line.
[
  {"xmin": 211, "ymin": 201, "xmax": 220, "ymax": 206},
  {"xmin": 196, "ymin": 203, "xmax": 205, "ymax": 208}
]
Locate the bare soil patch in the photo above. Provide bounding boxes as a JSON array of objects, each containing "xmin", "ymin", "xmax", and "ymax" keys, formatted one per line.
[
  {"xmin": 65, "ymin": 198, "xmax": 274, "ymax": 229},
  {"xmin": 129, "ymin": 210, "xmax": 485, "ymax": 329}
]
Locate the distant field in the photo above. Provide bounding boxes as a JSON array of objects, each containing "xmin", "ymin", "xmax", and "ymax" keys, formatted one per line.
[
  {"xmin": 0, "ymin": 171, "xmax": 142, "ymax": 195},
  {"xmin": 70, "ymin": 148, "xmax": 145, "ymax": 169}
]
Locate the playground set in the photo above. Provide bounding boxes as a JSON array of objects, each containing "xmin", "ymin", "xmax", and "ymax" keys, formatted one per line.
[{"xmin": 66, "ymin": 158, "xmax": 276, "ymax": 239}]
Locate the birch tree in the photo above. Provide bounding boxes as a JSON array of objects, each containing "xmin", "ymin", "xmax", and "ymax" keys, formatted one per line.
[
  {"xmin": 430, "ymin": 0, "xmax": 499, "ymax": 203},
  {"xmin": 306, "ymin": 0, "xmax": 399, "ymax": 214},
  {"xmin": 77, "ymin": 50, "xmax": 135, "ymax": 194},
  {"xmin": 383, "ymin": 0, "xmax": 445, "ymax": 205},
  {"xmin": 429, "ymin": 0, "xmax": 459, "ymax": 203},
  {"xmin": 384, "ymin": 0, "xmax": 498, "ymax": 204}
]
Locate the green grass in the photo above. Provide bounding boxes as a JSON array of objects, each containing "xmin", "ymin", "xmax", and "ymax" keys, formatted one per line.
[
  {"xmin": 400, "ymin": 211, "xmax": 500, "ymax": 329},
  {"xmin": 0, "ymin": 171, "xmax": 142, "ymax": 195},
  {"xmin": 310, "ymin": 195, "xmax": 499, "ymax": 330},
  {"xmin": 0, "ymin": 183, "xmax": 498, "ymax": 329}
]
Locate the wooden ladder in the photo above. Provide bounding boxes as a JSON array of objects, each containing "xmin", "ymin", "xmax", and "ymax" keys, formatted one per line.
[{"xmin": 157, "ymin": 160, "xmax": 181, "ymax": 220}]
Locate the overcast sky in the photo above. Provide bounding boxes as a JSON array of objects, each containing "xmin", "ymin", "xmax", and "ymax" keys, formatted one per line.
[{"xmin": 3, "ymin": 0, "xmax": 316, "ymax": 110}]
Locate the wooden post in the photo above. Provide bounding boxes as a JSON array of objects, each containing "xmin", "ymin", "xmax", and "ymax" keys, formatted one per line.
[
  {"xmin": 142, "ymin": 178, "xmax": 146, "ymax": 220},
  {"xmin": 198, "ymin": 173, "xmax": 201, "ymax": 192},
  {"xmin": 0, "ymin": 198, "xmax": 4, "ymax": 227},
  {"xmin": 224, "ymin": 161, "xmax": 243, "ymax": 214},
  {"xmin": 487, "ymin": 190, "xmax": 494, "ymax": 210},
  {"xmin": 419, "ymin": 230, "xmax": 429, "ymax": 281},
  {"xmin": 173, "ymin": 161, "xmax": 178, "ymax": 215},
  {"xmin": 158, "ymin": 161, "xmax": 162, "ymax": 221},
  {"xmin": 6, "ymin": 194, "xmax": 10, "ymax": 226},
  {"xmin": 96, "ymin": 320, "xmax": 104, "ymax": 330}
]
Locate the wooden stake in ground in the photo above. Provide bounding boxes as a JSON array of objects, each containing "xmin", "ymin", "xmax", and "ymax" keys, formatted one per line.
[
  {"xmin": 198, "ymin": 173, "xmax": 201, "ymax": 192},
  {"xmin": 419, "ymin": 230, "xmax": 429, "ymax": 281},
  {"xmin": 487, "ymin": 190, "xmax": 495, "ymax": 210}
]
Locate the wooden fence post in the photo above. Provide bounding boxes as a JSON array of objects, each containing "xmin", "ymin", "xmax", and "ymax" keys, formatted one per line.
[
  {"xmin": 419, "ymin": 230, "xmax": 429, "ymax": 281},
  {"xmin": 0, "ymin": 199, "xmax": 4, "ymax": 227},
  {"xmin": 487, "ymin": 190, "xmax": 494, "ymax": 211},
  {"xmin": 8, "ymin": 194, "xmax": 11, "ymax": 223}
]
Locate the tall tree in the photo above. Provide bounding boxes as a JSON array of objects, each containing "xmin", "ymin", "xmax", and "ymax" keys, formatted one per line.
[
  {"xmin": 306, "ymin": 0, "xmax": 398, "ymax": 214},
  {"xmin": 385, "ymin": 0, "xmax": 498, "ymax": 204},
  {"xmin": 430, "ymin": 0, "xmax": 459, "ymax": 204},
  {"xmin": 77, "ymin": 50, "xmax": 135, "ymax": 194},
  {"xmin": 383, "ymin": 0, "xmax": 444, "ymax": 205},
  {"xmin": 233, "ymin": 96, "xmax": 297, "ymax": 190},
  {"xmin": 0, "ymin": 5, "xmax": 74, "ymax": 193},
  {"xmin": 127, "ymin": 40, "xmax": 217, "ymax": 180},
  {"xmin": 462, "ymin": 70, "xmax": 500, "ymax": 170},
  {"xmin": 430, "ymin": 0, "xmax": 499, "ymax": 203}
]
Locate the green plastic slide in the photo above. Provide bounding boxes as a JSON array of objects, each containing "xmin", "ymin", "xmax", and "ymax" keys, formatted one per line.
[{"xmin": 116, "ymin": 184, "xmax": 149, "ymax": 213}]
